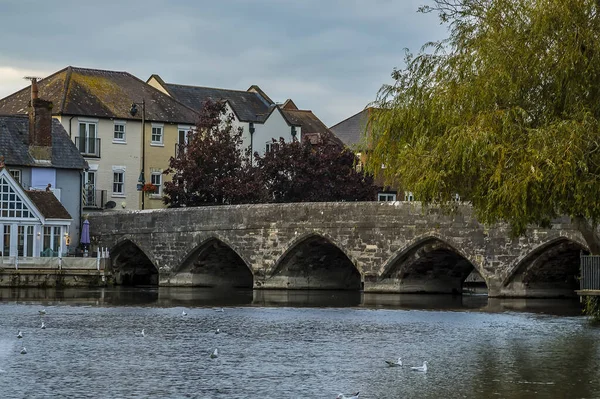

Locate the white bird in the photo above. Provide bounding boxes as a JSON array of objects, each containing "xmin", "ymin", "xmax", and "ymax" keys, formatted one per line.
[
  {"xmin": 215, "ymin": 308, "xmax": 224, "ymax": 313},
  {"xmin": 17, "ymin": 331, "xmax": 23, "ymax": 339},
  {"xmin": 182, "ymin": 310, "xmax": 187, "ymax": 316},
  {"xmin": 411, "ymin": 361, "xmax": 428, "ymax": 372},
  {"xmin": 385, "ymin": 357, "xmax": 402, "ymax": 367},
  {"xmin": 210, "ymin": 348, "xmax": 218, "ymax": 359},
  {"xmin": 20, "ymin": 347, "xmax": 27, "ymax": 355},
  {"xmin": 215, "ymin": 328, "xmax": 220, "ymax": 334},
  {"xmin": 141, "ymin": 329, "xmax": 145, "ymax": 337},
  {"xmin": 41, "ymin": 322, "xmax": 46, "ymax": 330},
  {"xmin": 336, "ymin": 392, "xmax": 359, "ymax": 399},
  {"xmin": 39, "ymin": 309, "xmax": 46, "ymax": 315}
]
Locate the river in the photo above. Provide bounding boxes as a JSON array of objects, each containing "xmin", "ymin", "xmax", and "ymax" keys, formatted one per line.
[{"xmin": 0, "ymin": 287, "xmax": 598, "ymax": 398}]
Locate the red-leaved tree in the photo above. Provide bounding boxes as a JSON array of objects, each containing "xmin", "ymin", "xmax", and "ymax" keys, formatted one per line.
[
  {"xmin": 255, "ymin": 137, "xmax": 377, "ymax": 202},
  {"xmin": 163, "ymin": 100, "xmax": 265, "ymax": 207}
]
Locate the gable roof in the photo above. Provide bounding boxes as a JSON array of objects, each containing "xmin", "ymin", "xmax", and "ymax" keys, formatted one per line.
[
  {"xmin": 0, "ymin": 67, "xmax": 198, "ymax": 124},
  {"xmin": 0, "ymin": 115, "xmax": 87, "ymax": 170},
  {"xmin": 26, "ymin": 190, "xmax": 72, "ymax": 220},
  {"xmin": 329, "ymin": 108, "xmax": 371, "ymax": 147},
  {"xmin": 280, "ymin": 108, "xmax": 344, "ymax": 148},
  {"xmin": 149, "ymin": 75, "xmax": 275, "ymax": 123}
]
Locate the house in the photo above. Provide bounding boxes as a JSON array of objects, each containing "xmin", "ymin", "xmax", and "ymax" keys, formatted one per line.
[
  {"xmin": 330, "ymin": 108, "xmax": 407, "ymax": 201},
  {"xmin": 147, "ymin": 75, "xmax": 305, "ymax": 156},
  {"xmin": 279, "ymin": 99, "xmax": 343, "ymax": 148},
  {"xmin": 0, "ymin": 67, "xmax": 198, "ymax": 211},
  {"xmin": 0, "ymin": 86, "xmax": 87, "ymax": 256}
]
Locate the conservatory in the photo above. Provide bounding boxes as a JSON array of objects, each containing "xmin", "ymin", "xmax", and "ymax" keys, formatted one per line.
[{"xmin": 0, "ymin": 168, "xmax": 71, "ymax": 260}]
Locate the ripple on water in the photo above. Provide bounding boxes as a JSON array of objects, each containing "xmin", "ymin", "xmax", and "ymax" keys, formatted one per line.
[{"xmin": 0, "ymin": 292, "xmax": 598, "ymax": 399}]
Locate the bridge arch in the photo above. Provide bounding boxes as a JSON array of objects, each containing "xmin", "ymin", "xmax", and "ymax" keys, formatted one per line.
[
  {"xmin": 502, "ymin": 236, "xmax": 588, "ymax": 296},
  {"xmin": 110, "ymin": 236, "xmax": 159, "ymax": 286},
  {"xmin": 265, "ymin": 232, "xmax": 361, "ymax": 290},
  {"xmin": 173, "ymin": 235, "xmax": 253, "ymax": 288},
  {"xmin": 378, "ymin": 235, "xmax": 484, "ymax": 294}
]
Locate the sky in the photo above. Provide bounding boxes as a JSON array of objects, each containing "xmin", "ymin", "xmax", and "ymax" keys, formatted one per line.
[{"xmin": 0, "ymin": 0, "xmax": 447, "ymax": 127}]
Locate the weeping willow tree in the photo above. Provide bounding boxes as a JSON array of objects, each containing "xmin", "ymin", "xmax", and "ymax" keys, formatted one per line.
[{"xmin": 369, "ymin": 0, "xmax": 600, "ymax": 253}]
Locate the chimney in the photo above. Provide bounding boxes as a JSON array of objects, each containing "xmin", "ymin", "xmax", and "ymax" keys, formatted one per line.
[{"xmin": 27, "ymin": 78, "xmax": 53, "ymax": 161}]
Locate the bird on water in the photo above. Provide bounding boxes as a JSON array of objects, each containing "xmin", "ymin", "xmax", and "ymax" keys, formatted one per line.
[
  {"xmin": 336, "ymin": 392, "xmax": 359, "ymax": 399},
  {"xmin": 385, "ymin": 357, "xmax": 402, "ymax": 367},
  {"xmin": 411, "ymin": 361, "xmax": 428, "ymax": 372},
  {"xmin": 17, "ymin": 331, "xmax": 23, "ymax": 339}
]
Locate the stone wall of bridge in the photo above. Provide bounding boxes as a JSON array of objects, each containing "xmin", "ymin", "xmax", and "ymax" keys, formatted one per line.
[{"xmin": 89, "ymin": 202, "xmax": 588, "ymax": 297}]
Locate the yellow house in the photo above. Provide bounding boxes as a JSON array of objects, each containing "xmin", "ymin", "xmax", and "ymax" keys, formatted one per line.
[{"xmin": 0, "ymin": 67, "xmax": 198, "ymax": 211}]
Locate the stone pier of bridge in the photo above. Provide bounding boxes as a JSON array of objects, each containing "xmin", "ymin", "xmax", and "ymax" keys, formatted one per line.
[{"xmin": 89, "ymin": 202, "xmax": 587, "ymax": 298}]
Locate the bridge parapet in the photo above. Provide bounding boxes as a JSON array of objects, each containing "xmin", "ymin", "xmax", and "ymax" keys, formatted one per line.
[{"xmin": 89, "ymin": 202, "xmax": 586, "ymax": 297}]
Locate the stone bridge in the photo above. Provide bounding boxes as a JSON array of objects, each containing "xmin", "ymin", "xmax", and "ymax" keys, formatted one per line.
[{"xmin": 89, "ymin": 202, "xmax": 588, "ymax": 298}]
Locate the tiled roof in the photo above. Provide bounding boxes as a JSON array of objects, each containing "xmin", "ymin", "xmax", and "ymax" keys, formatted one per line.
[
  {"xmin": 281, "ymin": 109, "xmax": 344, "ymax": 148},
  {"xmin": 329, "ymin": 108, "xmax": 370, "ymax": 147},
  {"xmin": 0, "ymin": 115, "xmax": 87, "ymax": 170},
  {"xmin": 0, "ymin": 67, "xmax": 197, "ymax": 124},
  {"xmin": 163, "ymin": 82, "xmax": 274, "ymax": 123},
  {"xmin": 26, "ymin": 190, "xmax": 72, "ymax": 220}
]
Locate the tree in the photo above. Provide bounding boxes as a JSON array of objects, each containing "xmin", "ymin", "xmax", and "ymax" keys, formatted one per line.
[
  {"xmin": 369, "ymin": 0, "xmax": 600, "ymax": 252},
  {"xmin": 163, "ymin": 100, "xmax": 264, "ymax": 207},
  {"xmin": 256, "ymin": 137, "xmax": 377, "ymax": 202}
]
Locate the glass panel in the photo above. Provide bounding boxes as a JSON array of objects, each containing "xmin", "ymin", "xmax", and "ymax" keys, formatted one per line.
[
  {"xmin": 0, "ymin": 176, "xmax": 36, "ymax": 219},
  {"xmin": 3, "ymin": 225, "xmax": 10, "ymax": 256},
  {"xmin": 18, "ymin": 225, "xmax": 24, "ymax": 256},
  {"xmin": 43, "ymin": 226, "xmax": 51, "ymax": 254},
  {"xmin": 26, "ymin": 226, "xmax": 33, "ymax": 257},
  {"xmin": 52, "ymin": 227, "xmax": 61, "ymax": 253}
]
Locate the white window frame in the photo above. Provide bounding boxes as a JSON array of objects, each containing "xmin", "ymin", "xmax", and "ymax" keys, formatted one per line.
[
  {"xmin": 378, "ymin": 193, "xmax": 397, "ymax": 202},
  {"xmin": 113, "ymin": 120, "xmax": 126, "ymax": 143},
  {"xmin": 8, "ymin": 169, "xmax": 21, "ymax": 184},
  {"xmin": 150, "ymin": 172, "xmax": 162, "ymax": 197},
  {"xmin": 404, "ymin": 191, "xmax": 414, "ymax": 201},
  {"xmin": 151, "ymin": 124, "xmax": 164, "ymax": 146},
  {"xmin": 266, "ymin": 141, "xmax": 279, "ymax": 153},
  {"xmin": 78, "ymin": 119, "xmax": 99, "ymax": 156},
  {"xmin": 112, "ymin": 166, "xmax": 126, "ymax": 197}
]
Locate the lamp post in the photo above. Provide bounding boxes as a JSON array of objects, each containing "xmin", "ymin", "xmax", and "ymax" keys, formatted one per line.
[
  {"xmin": 129, "ymin": 100, "xmax": 146, "ymax": 210},
  {"xmin": 249, "ymin": 122, "xmax": 255, "ymax": 164}
]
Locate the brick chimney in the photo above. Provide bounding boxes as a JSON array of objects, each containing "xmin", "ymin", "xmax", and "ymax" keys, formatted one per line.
[{"xmin": 27, "ymin": 78, "xmax": 53, "ymax": 161}]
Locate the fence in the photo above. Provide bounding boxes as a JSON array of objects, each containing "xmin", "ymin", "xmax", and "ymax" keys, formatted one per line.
[{"xmin": 580, "ymin": 255, "xmax": 600, "ymax": 290}]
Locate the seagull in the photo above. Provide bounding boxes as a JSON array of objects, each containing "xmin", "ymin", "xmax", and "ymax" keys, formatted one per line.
[
  {"xmin": 411, "ymin": 361, "xmax": 428, "ymax": 372},
  {"xmin": 336, "ymin": 392, "xmax": 359, "ymax": 399},
  {"xmin": 39, "ymin": 309, "xmax": 46, "ymax": 315},
  {"xmin": 210, "ymin": 348, "xmax": 218, "ymax": 359},
  {"xmin": 181, "ymin": 310, "xmax": 187, "ymax": 316},
  {"xmin": 20, "ymin": 347, "xmax": 27, "ymax": 355},
  {"xmin": 141, "ymin": 329, "xmax": 145, "ymax": 337},
  {"xmin": 215, "ymin": 308, "xmax": 224, "ymax": 313},
  {"xmin": 215, "ymin": 328, "xmax": 220, "ymax": 334},
  {"xmin": 41, "ymin": 322, "xmax": 46, "ymax": 330},
  {"xmin": 17, "ymin": 331, "xmax": 23, "ymax": 339},
  {"xmin": 385, "ymin": 357, "xmax": 402, "ymax": 367}
]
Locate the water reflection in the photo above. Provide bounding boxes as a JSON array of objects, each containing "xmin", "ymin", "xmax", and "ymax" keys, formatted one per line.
[{"xmin": 0, "ymin": 287, "xmax": 584, "ymax": 316}]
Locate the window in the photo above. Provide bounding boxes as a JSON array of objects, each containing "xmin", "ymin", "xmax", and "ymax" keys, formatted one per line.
[
  {"xmin": 0, "ymin": 175, "xmax": 35, "ymax": 218},
  {"xmin": 113, "ymin": 121, "xmax": 126, "ymax": 142},
  {"xmin": 151, "ymin": 125, "xmax": 163, "ymax": 145},
  {"xmin": 43, "ymin": 226, "xmax": 61, "ymax": 254},
  {"xmin": 404, "ymin": 191, "xmax": 414, "ymax": 201},
  {"xmin": 2, "ymin": 225, "xmax": 10, "ymax": 256},
  {"xmin": 150, "ymin": 172, "xmax": 162, "ymax": 195},
  {"xmin": 9, "ymin": 169, "xmax": 21, "ymax": 184},
  {"xmin": 78, "ymin": 121, "xmax": 99, "ymax": 157},
  {"xmin": 113, "ymin": 171, "xmax": 124, "ymax": 195},
  {"xmin": 266, "ymin": 141, "xmax": 279, "ymax": 153},
  {"xmin": 378, "ymin": 193, "xmax": 397, "ymax": 202},
  {"xmin": 18, "ymin": 225, "xmax": 34, "ymax": 257}
]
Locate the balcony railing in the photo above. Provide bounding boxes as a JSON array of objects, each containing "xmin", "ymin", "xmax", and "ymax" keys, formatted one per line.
[
  {"xmin": 83, "ymin": 185, "xmax": 106, "ymax": 209},
  {"xmin": 75, "ymin": 137, "xmax": 101, "ymax": 158}
]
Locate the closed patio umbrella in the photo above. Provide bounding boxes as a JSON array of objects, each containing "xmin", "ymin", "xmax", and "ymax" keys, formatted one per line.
[{"xmin": 81, "ymin": 219, "xmax": 90, "ymax": 254}]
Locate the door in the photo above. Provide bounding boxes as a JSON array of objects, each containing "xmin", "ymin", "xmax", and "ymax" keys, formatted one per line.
[{"xmin": 84, "ymin": 171, "xmax": 96, "ymax": 207}]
